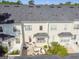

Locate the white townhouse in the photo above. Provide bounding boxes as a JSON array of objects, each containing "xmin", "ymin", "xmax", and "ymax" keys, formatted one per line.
[
  {"xmin": 0, "ymin": 4, "xmax": 79, "ymax": 55},
  {"xmin": 23, "ymin": 21, "xmax": 79, "ymax": 53},
  {"xmin": 0, "ymin": 24, "xmax": 23, "ymax": 55}
]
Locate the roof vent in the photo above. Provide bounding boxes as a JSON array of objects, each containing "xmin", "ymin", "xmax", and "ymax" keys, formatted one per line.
[
  {"xmin": 57, "ymin": 6, "xmax": 61, "ymax": 8},
  {"xmin": 29, "ymin": 5, "xmax": 34, "ymax": 7},
  {"xmin": 4, "ymin": 5, "xmax": 9, "ymax": 7},
  {"xmin": 70, "ymin": 6, "xmax": 74, "ymax": 8},
  {"xmin": 14, "ymin": 5, "xmax": 20, "ymax": 7},
  {"xmin": 36, "ymin": 5, "xmax": 41, "ymax": 8},
  {"xmin": 49, "ymin": 5, "xmax": 54, "ymax": 8}
]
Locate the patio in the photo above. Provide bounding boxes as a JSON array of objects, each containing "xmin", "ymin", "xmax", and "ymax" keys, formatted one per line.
[{"xmin": 22, "ymin": 42, "xmax": 45, "ymax": 56}]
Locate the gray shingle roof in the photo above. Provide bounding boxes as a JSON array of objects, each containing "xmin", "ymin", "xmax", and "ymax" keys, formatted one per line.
[{"xmin": 0, "ymin": 5, "xmax": 79, "ymax": 23}]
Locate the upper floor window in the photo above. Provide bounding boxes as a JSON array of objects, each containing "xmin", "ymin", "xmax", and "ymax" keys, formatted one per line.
[
  {"xmin": 51, "ymin": 25, "xmax": 56, "ymax": 30},
  {"xmin": 25, "ymin": 25, "xmax": 32, "ymax": 31},
  {"xmin": 39, "ymin": 26, "xmax": 43, "ymax": 30},
  {"xmin": 0, "ymin": 27, "xmax": 3, "ymax": 32},
  {"xmin": 16, "ymin": 38, "xmax": 20, "ymax": 44},
  {"xmin": 13, "ymin": 26, "xmax": 20, "ymax": 33},
  {"xmin": 64, "ymin": 27, "xmax": 67, "ymax": 30},
  {"xmin": 8, "ymin": 41, "xmax": 11, "ymax": 47},
  {"xmin": 74, "ymin": 24, "xmax": 79, "ymax": 29},
  {"xmin": 64, "ymin": 25, "xmax": 67, "ymax": 30},
  {"xmin": 72, "ymin": 35, "xmax": 76, "ymax": 40},
  {"xmin": 13, "ymin": 27, "xmax": 17, "ymax": 32}
]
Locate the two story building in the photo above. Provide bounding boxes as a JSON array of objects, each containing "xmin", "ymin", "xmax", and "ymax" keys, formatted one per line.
[{"xmin": 0, "ymin": 5, "xmax": 79, "ymax": 55}]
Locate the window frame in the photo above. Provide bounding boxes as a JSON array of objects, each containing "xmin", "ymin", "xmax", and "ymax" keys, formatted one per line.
[
  {"xmin": 74, "ymin": 24, "xmax": 79, "ymax": 29},
  {"xmin": 16, "ymin": 38, "xmax": 20, "ymax": 44},
  {"xmin": 25, "ymin": 25, "xmax": 32, "ymax": 31},
  {"xmin": 0, "ymin": 26, "xmax": 3, "ymax": 32},
  {"xmin": 51, "ymin": 25, "xmax": 56, "ymax": 30},
  {"xmin": 39, "ymin": 26, "xmax": 43, "ymax": 30}
]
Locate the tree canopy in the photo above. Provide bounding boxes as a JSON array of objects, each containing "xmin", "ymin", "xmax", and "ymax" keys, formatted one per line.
[
  {"xmin": 0, "ymin": 0, "xmax": 22, "ymax": 5},
  {"xmin": 59, "ymin": 2, "xmax": 79, "ymax": 6},
  {"xmin": 0, "ymin": 13, "xmax": 14, "ymax": 24},
  {"xmin": 0, "ymin": 0, "xmax": 79, "ymax": 6},
  {"xmin": 28, "ymin": 0, "xmax": 35, "ymax": 5}
]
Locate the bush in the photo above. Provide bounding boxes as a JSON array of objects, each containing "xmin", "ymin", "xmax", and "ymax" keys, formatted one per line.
[
  {"xmin": 44, "ymin": 42, "xmax": 68, "ymax": 57},
  {"xmin": 10, "ymin": 50, "xmax": 20, "ymax": 55},
  {"xmin": 0, "ymin": 45, "xmax": 8, "ymax": 56}
]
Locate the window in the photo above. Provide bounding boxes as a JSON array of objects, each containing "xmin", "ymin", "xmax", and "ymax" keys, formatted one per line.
[
  {"xmin": 13, "ymin": 26, "xmax": 20, "ymax": 33},
  {"xmin": 25, "ymin": 25, "xmax": 32, "ymax": 31},
  {"xmin": 37, "ymin": 38, "xmax": 45, "ymax": 43},
  {"xmin": 51, "ymin": 25, "xmax": 56, "ymax": 30},
  {"xmin": 76, "ymin": 42, "xmax": 78, "ymax": 45},
  {"xmin": 13, "ymin": 27, "xmax": 17, "ymax": 32},
  {"xmin": 60, "ymin": 39, "xmax": 69, "ymax": 42},
  {"xmin": 72, "ymin": 35, "xmax": 76, "ymax": 40},
  {"xmin": 39, "ymin": 26, "xmax": 43, "ymax": 30},
  {"xmin": 0, "ymin": 27, "xmax": 3, "ymax": 32},
  {"xmin": 8, "ymin": 41, "xmax": 11, "ymax": 47},
  {"xmin": 16, "ymin": 38, "xmax": 20, "ymax": 43},
  {"xmin": 74, "ymin": 24, "xmax": 79, "ymax": 29}
]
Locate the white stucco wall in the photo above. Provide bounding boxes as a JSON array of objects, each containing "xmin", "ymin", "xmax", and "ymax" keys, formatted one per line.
[
  {"xmin": 23, "ymin": 22, "xmax": 79, "ymax": 53},
  {"xmin": 12, "ymin": 24, "xmax": 23, "ymax": 51},
  {"xmin": 0, "ymin": 24, "xmax": 23, "ymax": 53},
  {"xmin": 49, "ymin": 23, "xmax": 73, "ymax": 42},
  {"xmin": 24, "ymin": 23, "xmax": 48, "ymax": 47},
  {"xmin": 1, "ymin": 21, "xmax": 79, "ymax": 53}
]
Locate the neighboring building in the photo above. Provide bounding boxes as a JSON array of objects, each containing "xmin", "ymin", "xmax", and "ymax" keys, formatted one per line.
[{"xmin": 0, "ymin": 5, "xmax": 79, "ymax": 55}]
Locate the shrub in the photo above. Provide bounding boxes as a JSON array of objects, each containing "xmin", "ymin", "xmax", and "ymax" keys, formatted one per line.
[
  {"xmin": 44, "ymin": 42, "xmax": 68, "ymax": 57},
  {"xmin": 10, "ymin": 50, "xmax": 20, "ymax": 55},
  {"xmin": 0, "ymin": 45, "xmax": 8, "ymax": 56}
]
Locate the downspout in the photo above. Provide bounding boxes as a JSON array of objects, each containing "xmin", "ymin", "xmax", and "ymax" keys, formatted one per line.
[{"xmin": 48, "ymin": 22, "xmax": 49, "ymax": 47}]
